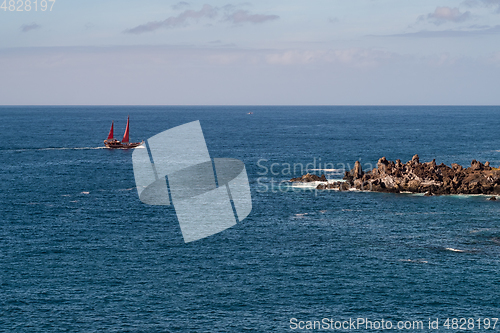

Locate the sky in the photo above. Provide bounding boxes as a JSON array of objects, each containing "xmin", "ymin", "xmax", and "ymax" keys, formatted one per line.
[{"xmin": 1, "ymin": 0, "xmax": 500, "ymax": 105}]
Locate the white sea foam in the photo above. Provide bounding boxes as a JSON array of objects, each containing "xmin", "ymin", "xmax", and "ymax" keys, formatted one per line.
[
  {"xmin": 6, "ymin": 147, "xmax": 107, "ymax": 152},
  {"xmin": 400, "ymin": 259, "xmax": 428, "ymax": 263},
  {"xmin": 118, "ymin": 187, "xmax": 136, "ymax": 191},
  {"xmin": 47, "ymin": 147, "xmax": 106, "ymax": 150},
  {"xmin": 445, "ymin": 247, "xmax": 465, "ymax": 252},
  {"xmin": 290, "ymin": 181, "xmax": 323, "ymax": 189},
  {"xmin": 470, "ymin": 228, "xmax": 492, "ymax": 233},
  {"xmin": 290, "ymin": 179, "xmax": 345, "ymax": 189}
]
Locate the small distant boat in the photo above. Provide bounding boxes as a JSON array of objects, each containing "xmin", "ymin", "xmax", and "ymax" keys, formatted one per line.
[
  {"xmin": 247, "ymin": 112, "xmax": 253, "ymax": 115},
  {"xmin": 104, "ymin": 116, "xmax": 144, "ymax": 149}
]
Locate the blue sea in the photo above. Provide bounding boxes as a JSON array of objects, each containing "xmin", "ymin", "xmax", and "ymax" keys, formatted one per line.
[{"xmin": 1, "ymin": 106, "xmax": 500, "ymax": 332}]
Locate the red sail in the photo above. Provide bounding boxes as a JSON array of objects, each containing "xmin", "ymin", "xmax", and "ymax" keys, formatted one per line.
[
  {"xmin": 122, "ymin": 116, "xmax": 130, "ymax": 143},
  {"xmin": 107, "ymin": 121, "xmax": 114, "ymax": 140}
]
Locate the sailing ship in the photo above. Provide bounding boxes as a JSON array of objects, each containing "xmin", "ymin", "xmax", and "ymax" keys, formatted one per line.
[{"xmin": 104, "ymin": 116, "xmax": 144, "ymax": 149}]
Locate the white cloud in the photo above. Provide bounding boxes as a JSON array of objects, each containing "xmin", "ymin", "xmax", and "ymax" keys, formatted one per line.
[
  {"xmin": 265, "ymin": 50, "xmax": 323, "ymax": 65},
  {"xmin": 487, "ymin": 51, "xmax": 500, "ymax": 65},
  {"xmin": 2, "ymin": 45, "xmax": 500, "ymax": 105},
  {"xmin": 382, "ymin": 25, "xmax": 500, "ymax": 38},
  {"xmin": 419, "ymin": 7, "xmax": 471, "ymax": 25},
  {"xmin": 264, "ymin": 48, "xmax": 397, "ymax": 67},
  {"xmin": 425, "ymin": 53, "xmax": 457, "ymax": 66}
]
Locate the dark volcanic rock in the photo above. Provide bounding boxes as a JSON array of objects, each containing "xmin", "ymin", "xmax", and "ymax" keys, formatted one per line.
[
  {"xmin": 352, "ymin": 161, "xmax": 363, "ymax": 179},
  {"xmin": 290, "ymin": 173, "xmax": 327, "ymax": 183},
  {"xmin": 345, "ymin": 156, "xmax": 500, "ymax": 195},
  {"xmin": 470, "ymin": 160, "xmax": 484, "ymax": 171},
  {"xmin": 292, "ymin": 155, "xmax": 500, "ymax": 196}
]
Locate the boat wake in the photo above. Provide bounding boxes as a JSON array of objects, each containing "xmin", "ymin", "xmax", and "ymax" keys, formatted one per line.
[
  {"xmin": 41, "ymin": 147, "xmax": 107, "ymax": 151},
  {"xmin": 1, "ymin": 145, "xmax": 145, "ymax": 152},
  {"xmin": 399, "ymin": 259, "xmax": 429, "ymax": 264},
  {"xmin": 2, "ymin": 147, "xmax": 107, "ymax": 152}
]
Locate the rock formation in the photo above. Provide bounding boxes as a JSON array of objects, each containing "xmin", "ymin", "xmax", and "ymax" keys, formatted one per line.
[
  {"xmin": 290, "ymin": 155, "xmax": 500, "ymax": 195},
  {"xmin": 290, "ymin": 173, "xmax": 327, "ymax": 183}
]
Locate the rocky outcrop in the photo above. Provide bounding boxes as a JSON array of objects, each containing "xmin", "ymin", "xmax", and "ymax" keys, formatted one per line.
[
  {"xmin": 352, "ymin": 161, "xmax": 364, "ymax": 179},
  {"xmin": 291, "ymin": 155, "xmax": 500, "ymax": 195},
  {"xmin": 345, "ymin": 155, "xmax": 500, "ymax": 195},
  {"xmin": 290, "ymin": 173, "xmax": 327, "ymax": 183}
]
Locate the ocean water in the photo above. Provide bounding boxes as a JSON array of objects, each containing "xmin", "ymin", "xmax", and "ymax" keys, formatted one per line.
[{"xmin": 1, "ymin": 106, "xmax": 500, "ymax": 332}]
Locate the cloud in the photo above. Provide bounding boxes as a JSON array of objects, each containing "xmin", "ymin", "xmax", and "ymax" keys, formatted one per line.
[
  {"xmin": 382, "ymin": 25, "xmax": 500, "ymax": 38},
  {"xmin": 124, "ymin": 4, "xmax": 279, "ymax": 34},
  {"xmin": 172, "ymin": 1, "xmax": 190, "ymax": 10},
  {"xmin": 419, "ymin": 7, "xmax": 471, "ymax": 25},
  {"xmin": 224, "ymin": 10, "xmax": 279, "ymax": 24},
  {"xmin": 463, "ymin": 0, "xmax": 500, "ymax": 13},
  {"xmin": 264, "ymin": 48, "xmax": 397, "ymax": 67},
  {"xmin": 4, "ymin": 45, "xmax": 500, "ymax": 105},
  {"xmin": 21, "ymin": 23, "xmax": 41, "ymax": 32},
  {"xmin": 124, "ymin": 4, "xmax": 217, "ymax": 34},
  {"xmin": 488, "ymin": 51, "xmax": 500, "ymax": 65}
]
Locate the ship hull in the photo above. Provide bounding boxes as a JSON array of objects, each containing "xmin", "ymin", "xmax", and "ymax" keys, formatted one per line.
[{"xmin": 104, "ymin": 140, "xmax": 144, "ymax": 149}]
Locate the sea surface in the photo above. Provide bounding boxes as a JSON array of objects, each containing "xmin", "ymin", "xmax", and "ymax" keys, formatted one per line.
[{"xmin": 1, "ymin": 106, "xmax": 500, "ymax": 332}]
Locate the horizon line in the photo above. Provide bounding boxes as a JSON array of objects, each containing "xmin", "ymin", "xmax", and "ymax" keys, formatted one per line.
[{"xmin": 1, "ymin": 104, "xmax": 500, "ymax": 107}]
